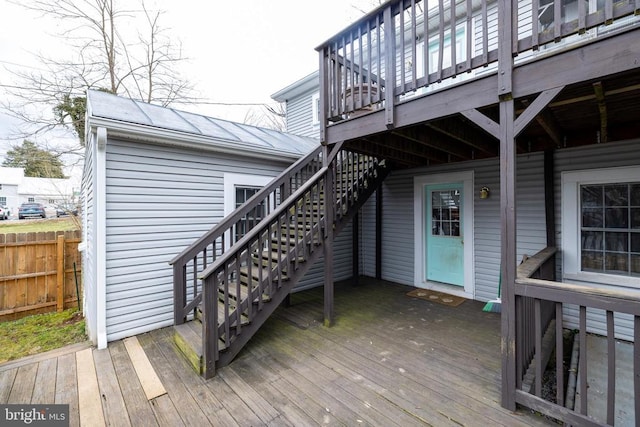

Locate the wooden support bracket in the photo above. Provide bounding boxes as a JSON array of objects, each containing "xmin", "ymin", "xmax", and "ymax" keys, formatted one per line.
[
  {"xmin": 514, "ymin": 86, "xmax": 565, "ymax": 137},
  {"xmin": 461, "ymin": 109, "xmax": 500, "ymax": 140},
  {"xmin": 593, "ymin": 81, "xmax": 608, "ymax": 143}
]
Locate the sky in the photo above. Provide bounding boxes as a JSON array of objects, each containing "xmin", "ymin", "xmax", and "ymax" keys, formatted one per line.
[{"xmin": 0, "ymin": 0, "xmax": 380, "ymax": 176}]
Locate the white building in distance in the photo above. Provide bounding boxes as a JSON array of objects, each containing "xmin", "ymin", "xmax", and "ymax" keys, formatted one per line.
[{"xmin": 0, "ymin": 166, "xmax": 79, "ymax": 217}]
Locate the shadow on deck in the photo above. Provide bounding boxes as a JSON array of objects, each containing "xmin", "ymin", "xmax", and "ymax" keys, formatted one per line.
[{"xmin": 0, "ymin": 279, "xmax": 556, "ymax": 426}]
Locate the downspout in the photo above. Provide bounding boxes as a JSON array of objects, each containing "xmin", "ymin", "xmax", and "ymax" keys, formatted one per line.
[{"xmin": 96, "ymin": 126, "xmax": 108, "ymax": 349}]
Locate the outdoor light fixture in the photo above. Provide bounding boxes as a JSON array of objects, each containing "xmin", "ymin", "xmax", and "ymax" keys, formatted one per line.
[{"xmin": 480, "ymin": 187, "xmax": 490, "ymax": 199}]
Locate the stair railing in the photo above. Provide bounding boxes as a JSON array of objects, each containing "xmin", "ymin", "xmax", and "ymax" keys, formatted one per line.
[
  {"xmin": 194, "ymin": 148, "xmax": 386, "ymax": 376},
  {"xmin": 199, "ymin": 162, "xmax": 331, "ymax": 375},
  {"xmin": 170, "ymin": 145, "xmax": 323, "ymax": 326}
]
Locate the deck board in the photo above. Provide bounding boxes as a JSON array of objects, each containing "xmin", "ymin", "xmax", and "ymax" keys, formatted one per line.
[
  {"xmin": 8, "ymin": 364, "xmax": 37, "ymax": 403},
  {"xmin": 93, "ymin": 347, "xmax": 131, "ymax": 426},
  {"xmin": 151, "ymin": 328, "xmax": 239, "ymax": 427},
  {"xmin": 137, "ymin": 332, "xmax": 213, "ymax": 426},
  {"xmin": 0, "ymin": 279, "xmax": 556, "ymax": 426},
  {"xmin": 31, "ymin": 358, "xmax": 57, "ymax": 404},
  {"xmin": 55, "ymin": 353, "xmax": 79, "ymax": 427},
  {"xmin": 109, "ymin": 340, "xmax": 159, "ymax": 426},
  {"xmin": 0, "ymin": 368, "xmax": 17, "ymax": 404}
]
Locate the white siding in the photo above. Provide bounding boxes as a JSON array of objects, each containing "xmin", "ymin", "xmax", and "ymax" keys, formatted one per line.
[{"xmin": 103, "ymin": 139, "xmax": 293, "ymax": 342}]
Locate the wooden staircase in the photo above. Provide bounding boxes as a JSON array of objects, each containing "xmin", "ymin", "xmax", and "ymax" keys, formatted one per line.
[{"xmin": 170, "ymin": 144, "xmax": 389, "ymax": 378}]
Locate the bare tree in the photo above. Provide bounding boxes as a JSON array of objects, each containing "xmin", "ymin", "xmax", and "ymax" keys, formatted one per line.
[
  {"xmin": 243, "ymin": 103, "xmax": 286, "ymax": 132},
  {"xmin": 2, "ymin": 0, "xmax": 196, "ymax": 146}
]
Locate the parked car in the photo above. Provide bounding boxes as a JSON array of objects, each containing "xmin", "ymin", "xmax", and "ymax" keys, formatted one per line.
[
  {"xmin": 55, "ymin": 205, "xmax": 79, "ymax": 217},
  {"xmin": 18, "ymin": 203, "xmax": 46, "ymax": 219},
  {"xmin": 0, "ymin": 206, "xmax": 8, "ymax": 220}
]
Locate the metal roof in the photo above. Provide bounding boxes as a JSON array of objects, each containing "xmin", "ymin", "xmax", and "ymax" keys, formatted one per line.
[{"xmin": 86, "ymin": 90, "xmax": 319, "ymax": 157}]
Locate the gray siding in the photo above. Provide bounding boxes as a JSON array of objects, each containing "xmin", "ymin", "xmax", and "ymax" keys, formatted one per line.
[
  {"xmin": 355, "ymin": 140, "xmax": 639, "ymax": 340},
  {"xmin": 554, "ymin": 139, "xmax": 640, "ymax": 341},
  {"xmin": 294, "ymin": 222, "xmax": 353, "ymax": 291},
  {"xmin": 285, "ymin": 90, "xmax": 320, "ymax": 138},
  {"xmin": 360, "ymin": 195, "xmax": 377, "ymax": 278},
  {"xmin": 103, "ymin": 139, "xmax": 292, "ymax": 342},
  {"xmin": 360, "ymin": 153, "xmax": 547, "ymax": 302}
]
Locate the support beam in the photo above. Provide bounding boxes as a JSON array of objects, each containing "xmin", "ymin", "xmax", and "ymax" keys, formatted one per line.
[
  {"xmin": 349, "ymin": 139, "xmax": 424, "ymax": 167},
  {"xmin": 383, "ymin": 5, "xmax": 396, "ymax": 129},
  {"xmin": 498, "ymin": 0, "xmax": 517, "ymax": 412},
  {"xmin": 392, "ymin": 128, "xmax": 472, "ymax": 161},
  {"xmin": 323, "ymin": 147, "xmax": 335, "ymax": 327},
  {"xmin": 514, "ymin": 86, "xmax": 565, "ymax": 136},
  {"xmin": 376, "ymin": 187, "xmax": 382, "ymax": 280},
  {"xmin": 461, "ymin": 109, "xmax": 500, "ymax": 140},
  {"xmin": 500, "ymin": 97, "xmax": 518, "ymax": 412},
  {"xmin": 593, "ymin": 81, "xmax": 608, "ymax": 143},
  {"xmin": 318, "ymin": 47, "xmax": 329, "ymax": 144},
  {"xmin": 544, "ymin": 150, "xmax": 556, "ymax": 251},
  {"xmin": 352, "ymin": 212, "xmax": 359, "ymax": 285},
  {"xmin": 427, "ymin": 118, "xmax": 497, "ymax": 156},
  {"xmin": 535, "ymin": 109, "xmax": 564, "ymax": 148}
]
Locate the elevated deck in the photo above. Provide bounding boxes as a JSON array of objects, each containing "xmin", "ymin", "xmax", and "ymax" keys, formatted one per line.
[
  {"xmin": 317, "ymin": 0, "xmax": 640, "ymax": 166},
  {"xmin": 1, "ymin": 279, "xmax": 555, "ymax": 426}
]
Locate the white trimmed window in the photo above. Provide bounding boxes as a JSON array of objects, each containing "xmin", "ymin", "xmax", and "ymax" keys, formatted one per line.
[
  {"xmin": 562, "ymin": 166, "xmax": 640, "ymax": 287},
  {"xmin": 223, "ymin": 173, "xmax": 273, "ymax": 248}
]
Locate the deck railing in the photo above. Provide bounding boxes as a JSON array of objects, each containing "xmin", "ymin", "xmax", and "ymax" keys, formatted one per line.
[
  {"xmin": 317, "ymin": 0, "xmax": 639, "ymax": 121},
  {"xmin": 515, "ymin": 246, "xmax": 640, "ymax": 426}
]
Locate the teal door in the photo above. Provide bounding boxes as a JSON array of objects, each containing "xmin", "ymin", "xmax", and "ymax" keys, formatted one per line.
[{"xmin": 426, "ymin": 184, "xmax": 464, "ymax": 286}]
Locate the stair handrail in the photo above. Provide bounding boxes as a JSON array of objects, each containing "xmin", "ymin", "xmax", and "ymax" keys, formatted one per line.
[
  {"xmin": 170, "ymin": 145, "xmax": 322, "ymax": 267},
  {"xmin": 178, "ymin": 147, "xmax": 389, "ymax": 376},
  {"xmin": 198, "ymin": 163, "xmax": 330, "ymax": 282}
]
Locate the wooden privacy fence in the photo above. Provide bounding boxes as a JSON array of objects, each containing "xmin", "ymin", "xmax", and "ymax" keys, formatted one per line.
[{"xmin": 0, "ymin": 230, "xmax": 82, "ymax": 321}]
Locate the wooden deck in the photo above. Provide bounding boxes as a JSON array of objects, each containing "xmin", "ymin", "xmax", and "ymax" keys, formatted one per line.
[{"xmin": 0, "ymin": 279, "xmax": 556, "ymax": 426}]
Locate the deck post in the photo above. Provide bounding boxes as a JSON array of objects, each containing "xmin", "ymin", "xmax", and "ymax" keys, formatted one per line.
[
  {"xmin": 383, "ymin": 5, "xmax": 396, "ymax": 129},
  {"xmin": 544, "ymin": 150, "xmax": 556, "ymax": 250},
  {"xmin": 498, "ymin": 0, "xmax": 517, "ymax": 412},
  {"xmin": 375, "ymin": 186, "xmax": 382, "ymax": 280},
  {"xmin": 318, "ymin": 46, "xmax": 328, "ymax": 144},
  {"xmin": 352, "ymin": 211, "xmax": 359, "ymax": 285},
  {"xmin": 323, "ymin": 145, "xmax": 335, "ymax": 327}
]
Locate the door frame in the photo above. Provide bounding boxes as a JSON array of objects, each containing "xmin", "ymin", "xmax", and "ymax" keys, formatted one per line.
[{"xmin": 413, "ymin": 170, "xmax": 475, "ymax": 299}]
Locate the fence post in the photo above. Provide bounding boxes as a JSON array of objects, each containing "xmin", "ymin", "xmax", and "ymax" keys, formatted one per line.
[{"xmin": 57, "ymin": 234, "xmax": 65, "ymax": 312}]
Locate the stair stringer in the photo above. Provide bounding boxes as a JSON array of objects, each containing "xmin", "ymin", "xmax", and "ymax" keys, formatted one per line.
[{"xmin": 215, "ymin": 238, "xmax": 327, "ymax": 368}]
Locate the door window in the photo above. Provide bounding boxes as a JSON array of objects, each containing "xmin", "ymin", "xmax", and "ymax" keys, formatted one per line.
[{"xmin": 431, "ymin": 189, "xmax": 461, "ymax": 237}]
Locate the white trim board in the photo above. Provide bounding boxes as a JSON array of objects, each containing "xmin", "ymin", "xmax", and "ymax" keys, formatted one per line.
[
  {"xmin": 223, "ymin": 173, "xmax": 275, "ymax": 251},
  {"xmin": 413, "ymin": 170, "xmax": 475, "ymax": 299},
  {"xmin": 561, "ymin": 165, "xmax": 640, "ymax": 289},
  {"xmin": 96, "ymin": 127, "xmax": 108, "ymax": 349}
]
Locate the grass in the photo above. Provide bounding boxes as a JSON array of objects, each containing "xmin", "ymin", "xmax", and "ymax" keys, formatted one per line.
[
  {"xmin": 0, "ymin": 217, "xmax": 86, "ymax": 364},
  {"xmin": 0, "ymin": 309, "xmax": 87, "ymax": 363},
  {"xmin": 0, "ymin": 217, "xmax": 79, "ymax": 234}
]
